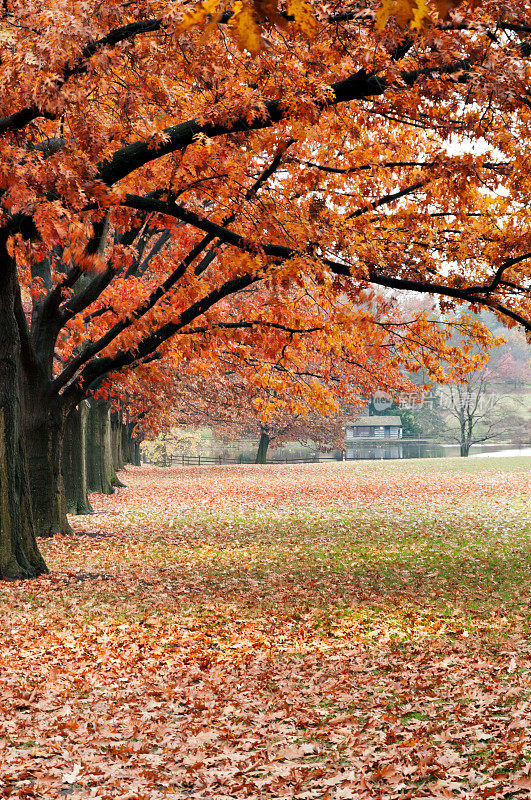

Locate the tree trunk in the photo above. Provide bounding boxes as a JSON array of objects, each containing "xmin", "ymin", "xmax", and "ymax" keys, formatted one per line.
[
  {"xmin": 122, "ymin": 423, "xmax": 142, "ymax": 465},
  {"xmin": 121, "ymin": 422, "xmax": 132, "ymax": 464},
  {"xmin": 112, "ymin": 417, "xmax": 125, "ymax": 470},
  {"xmin": 23, "ymin": 391, "xmax": 72, "ymax": 538},
  {"xmin": 86, "ymin": 399, "xmax": 124, "ymax": 492},
  {"xmin": 459, "ymin": 419, "xmax": 471, "ymax": 457},
  {"xmin": 133, "ymin": 439, "xmax": 141, "ymax": 466},
  {"xmin": 86, "ymin": 399, "xmax": 116, "ymax": 494},
  {"xmin": 255, "ymin": 430, "xmax": 270, "ymax": 464},
  {"xmin": 111, "ymin": 411, "xmax": 126, "ymax": 486},
  {"xmin": 0, "ymin": 250, "xmax": 48, "ymax": 577},
  {"xmin": 63, "ymin": 402, "xmax": 94, "ymax": 515}
]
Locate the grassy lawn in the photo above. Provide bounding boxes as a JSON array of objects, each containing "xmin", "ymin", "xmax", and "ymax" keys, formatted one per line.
[{"xmin": 1, "ymin": 458, "xmax": 530, "ymax": 798}]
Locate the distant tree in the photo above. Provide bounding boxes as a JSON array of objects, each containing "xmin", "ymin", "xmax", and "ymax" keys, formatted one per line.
[
  {"xmin": 477, "ymin": 313, "xmax": 531, "ymax": 390},
  {"xmin": 132, "ymin": 332, "xmax": 401, "ymax": 464},
  {"xmin": 141, "ymin": 428, "xmax": 201, "ymax": 465},
  {"xmin": 440, "ymin": 374, "xmax": 523, "ymax": 457},
  {"xmin": 124, "ymin": 293, "xmax": 461, "ymax": 463},
  {"xmin": 253, "ymin": 412, "xmax": 349, "ymax": 465}
]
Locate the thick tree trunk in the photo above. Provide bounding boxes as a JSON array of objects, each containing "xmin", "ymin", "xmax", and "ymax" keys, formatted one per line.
[
  {"xmin": 86, "ymin": 399, "xmax": 115, "ymax": 494},
  {"xmin": 460, "ymin": 442, "xmax": 470, "ymax": 457},
  {"xmin": 121, "ymin": 420, "xmax": 142, "ymax": 465},
  {"xmin": 0, "ymin": 250, "xmax": 48, "ymax": 577},
  {"xmin": 23, "ymin": 392, "xmax": 72, "ymax": 538},
  {"xmin": 63, "ymin": 402, "xmax": 94, "ymax": 515},
  {"xmin": 114, "ymin": 413, "xmax": 125, "ymax": 470},
  {"xmin": 112, "ymin": 418, "xmax": 125, "ymax": 470},
  {"xmin": 86, "ymin": 399, "xmax": 124, "ymax": 492},
  {"xmin": 255, "ymin": 431, "xmax": 270, "ymax": 464}
]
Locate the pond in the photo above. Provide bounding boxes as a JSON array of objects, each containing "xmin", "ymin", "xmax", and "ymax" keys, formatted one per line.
[{"xmin": 344, "ymin": 442, "xmax": 531, "ymax": 460}]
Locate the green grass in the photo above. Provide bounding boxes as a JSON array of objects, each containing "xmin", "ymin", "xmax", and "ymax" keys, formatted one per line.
[
  {"xmin": 5, "ymin": 456, "xmax": 529, "ymax": 644},
  {"xmin": 1, "ymin": 457, "xmax": 530, "ymax": 797}
]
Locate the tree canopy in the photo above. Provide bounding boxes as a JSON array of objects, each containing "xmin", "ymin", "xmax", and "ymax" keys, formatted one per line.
[
  {"xmin": 1, "ymin": 0, "xmax": 530, "ymax": 576},
  {"xmin": 5, "ymin": 0, "xmax": 531, "ymax": 381}
]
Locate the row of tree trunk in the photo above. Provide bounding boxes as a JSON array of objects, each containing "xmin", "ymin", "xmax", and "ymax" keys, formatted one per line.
[
  {"xmin": 0, "ymin": 248, "xmax": 142, "ymax": 580},
  {"xmin": 26, "ymin": 399, "xmax": 141, "ymax": 540},
  {"xmin": 0, "ymin": 257, "xmax": 49, "ymax": 579}
]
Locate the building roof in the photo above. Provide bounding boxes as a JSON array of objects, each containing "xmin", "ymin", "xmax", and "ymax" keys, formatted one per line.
[{"xmin": 348, "ymin": 416, "xmax": 402, "ymax": 427}]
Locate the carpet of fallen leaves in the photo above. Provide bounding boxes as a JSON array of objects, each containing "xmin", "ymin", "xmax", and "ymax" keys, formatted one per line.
[{"xmin": 1, "ymin": 457, "xmax": 530, "ymax": 799}]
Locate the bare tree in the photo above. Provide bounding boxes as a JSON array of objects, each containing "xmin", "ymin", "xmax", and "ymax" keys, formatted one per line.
[{"xmin": 441, "ymin": 374, "xmax": 523, "ymax": 457}]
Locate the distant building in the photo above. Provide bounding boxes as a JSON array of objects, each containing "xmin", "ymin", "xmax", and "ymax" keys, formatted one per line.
[
  {"xmin": 344, "ymin": 416, "xmax": 403, "ymax": 460},
  {"xmin": 345, "ymin": 416, "xmax": 403, "ymax": 441}
]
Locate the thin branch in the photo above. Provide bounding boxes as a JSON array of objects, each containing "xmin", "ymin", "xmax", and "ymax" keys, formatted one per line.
[
  {"xmin": 122, "ymin": 194, "xmax": 531, "ymax": 330},
  {"xmin": 179, "ymin": 320, "xmax": 325, "ymax": 335},
  {"xmin": 98, "ymin": 59, "xmax": 473, "ymax": 186},
  {"xmin": 295, "ymin": 159, "xmax": 508, "ymax": 175},
  {"xmin": 463, "ymin": 252, "xmax": 531, "ymax": 294},
  {"xmin": 346, "ymin": 180, "xmax": 426, "ymax": 219},
  {"xmin": 0, "ymin": 19, "xmax": 162, "ymax": 135},
  {"xmin": 125, "ymin": 229, "xmax": 171, "ymax": 278}
]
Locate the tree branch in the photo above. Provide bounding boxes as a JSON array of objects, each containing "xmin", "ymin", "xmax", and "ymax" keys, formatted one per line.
[
  {"xmin": 122, "ymin": 193, "xmax": 531, "ymax": 330},
  {"xmin": 463, "ymin": 252, "xmax": 531, "ymax": 294},
  {"xmin": 346, "ymin": 180, "xmax": 426, "ymax": 219},
  {"xmin": 63, "ymin": 272, "xmax": 258, "ymax": 401},
  {"xmin": 98, "ymin": 60, "xmax": 472, "ymax": 186},
  {"xmin": 0, "ymin": 19, "xmax": 162, "ymax": 135},
  {"xmin": 179, "ymin": 320, "xmax": 325, "ymax": 336},
  {"xmin": 53, "ymin": 229, "xmax": 218, "ymax": 394}
]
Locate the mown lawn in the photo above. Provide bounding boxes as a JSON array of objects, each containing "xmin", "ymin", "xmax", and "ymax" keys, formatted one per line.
[{"xmin": 1, "ymin": 458, "xmax": 530, "ymax": 799}]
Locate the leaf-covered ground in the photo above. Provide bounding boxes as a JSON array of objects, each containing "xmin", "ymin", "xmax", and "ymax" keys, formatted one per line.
[{"xmin": 1, "ymin": 458, "xmax": 530, "ymax": 799}]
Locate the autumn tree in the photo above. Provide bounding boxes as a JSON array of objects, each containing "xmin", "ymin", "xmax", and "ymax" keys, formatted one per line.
[
  {"xmin": 137, "ymin": 337, "xmax": 374, "ymax": 466},
  {"xmin": 1, "ymin": 0, "xmax": 530, "ymax": 578},
  {"xmin": 438, "ymin": 323, "xmax": 529, "ymax": 455},
  {"xmin": 116, "ymin": 282, "xmax": 488, "ymax": 463}
]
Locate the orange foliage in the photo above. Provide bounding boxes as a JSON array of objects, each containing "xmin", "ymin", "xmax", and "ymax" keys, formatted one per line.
[
  {"xmin": 0, "ymin": 0, "xmax": 528, "ymax": 441},
  {"xmin": 108, "ymin": 294, "xmax": 493, "ymax": 442}
]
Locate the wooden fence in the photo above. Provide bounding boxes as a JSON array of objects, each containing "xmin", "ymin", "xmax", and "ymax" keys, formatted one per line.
[
  {"xmin": 146, "ymin": 439, "xmax": 531, "ymax": 467},
  {"xmin": 164, "ymin": 453, "xmax": 338, "ymax": 466}
]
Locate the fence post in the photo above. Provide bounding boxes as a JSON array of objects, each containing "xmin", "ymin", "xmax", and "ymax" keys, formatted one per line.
[{"xmin": 198, "ymin": 454, "xmax": 201, "ymax": 466}]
